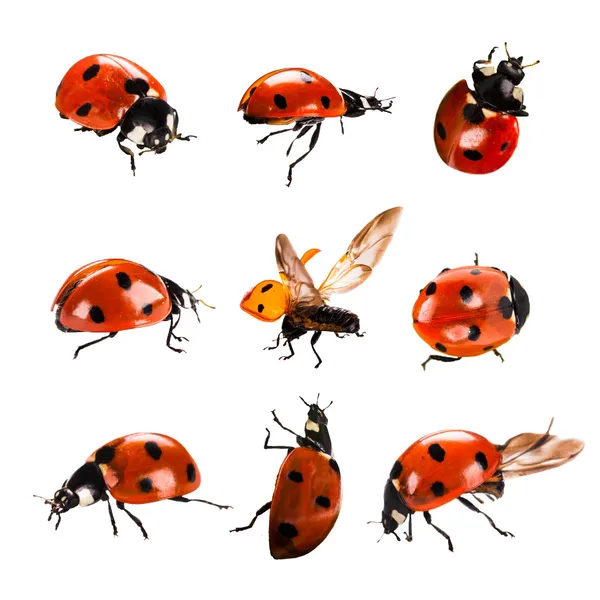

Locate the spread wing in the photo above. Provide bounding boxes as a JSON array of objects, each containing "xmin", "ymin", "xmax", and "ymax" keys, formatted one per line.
[
  {"xmin": 318, "ymin": 207, "xmax": 402, "ymax": 301},
  {"xmin": 276, "ymin": 234, "xmax": 323, "ymax": 310},
  {"xmin": 497, "ymin": 419, "xmax": 584, "ymax": 479}
]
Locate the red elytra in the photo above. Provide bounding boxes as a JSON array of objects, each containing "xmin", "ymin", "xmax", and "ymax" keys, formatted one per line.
[
  {"xmin": 378, "ymin": 423, "xmax": 584, "ymax": 551},
  {"xmin": 35, "ymin": 433, "xmax": 231, "ymax": 539},
  {"xmin": 412, "ymin": 258, "xmax": 530, "ymax": 369},
  {"xmin": 231, "ymin": 398, "xmax": 341, "ymax": 559}
]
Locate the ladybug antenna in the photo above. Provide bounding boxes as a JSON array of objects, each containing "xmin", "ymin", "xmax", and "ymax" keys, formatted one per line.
[
  {"xmin": 504, "ymin": 42, "xmax": 511, "ymax": 59},
  {"xmin": 189, "ymin": 284, "xmax": 216, "ymax": 310},
  {"xmin": 33, "ymin": 494, "xmax": 55, "ymax": 506},
  {"xmin": 521, "ymin": 59, "xmax": 540, "ymax": 69},
  {"xmin": 299, "ymin": 396, "xmax": 311, "ymax": 408}
]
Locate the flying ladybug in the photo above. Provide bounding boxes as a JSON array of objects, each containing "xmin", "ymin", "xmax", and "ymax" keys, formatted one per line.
[
  {"xmin": 231, "ymin": 396, "xmax": 341, "ymax": 559},
  {"xmin": 238, "ymin": 68, "xmax": 393, "ymax": 185},
  {"xmin": 241, "ymin": 207, "xmax": 402, "ymax": 368},
  {"xmin": 56, "ymin": 54, "xmax": 195, "ymax": 174},
  {"xmin": 434, "ymin": 43, "xmax": 539, "ymax": 174},
  {"xmin": 373, "ymin": 420, "xmax": 583, "ymax": 551},
  {"xmin": 35, "ymin": 432, "xmax": 231, "ymax": 539},
  {"xmin": 52, "ymin": 258, "xmax": 213, "ymax": 358}
]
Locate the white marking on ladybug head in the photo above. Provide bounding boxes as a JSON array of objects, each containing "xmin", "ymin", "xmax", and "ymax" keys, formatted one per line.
[
  {"xmin": 482, "ymin": 108, "xmax": 497, "ymax": 118},
  {"xmin": 76, "ymin": 487, "xmax": 95, "ymax": 508},
  {"xmin": 164, "ymin": 133, "xmax": 170, "ymax": 142},
  {"xmin": 306, "ymin": 420, "xmax": 320, "ymax": 432},
  {"xmin": 465, "ymin": 92, "xmax": 477, "ymax": 105},
  {"xmin": 166, "ymin": 113, "xmax": 175, "ymax": 133},
  {"xmin": 478, "ymin": 66, "xmax": 495, "ymax": 77},
  {"xmin": 127, "ymin": 125, "xmax": 146, "ymax": 145},
  {"xmin": 360, "ymin": 96, "xmax": 371, "ymax": 109},
  {"xmin": 154, "ymin": 138, "xmax": 160, "ymax": 145},
  {"xmin": 513, "ymin": 87, "xmax": 524, "ymax": 103},
  {"xmin": 391, "ymin": 509, "xmax": 406, "ymax": 525}
]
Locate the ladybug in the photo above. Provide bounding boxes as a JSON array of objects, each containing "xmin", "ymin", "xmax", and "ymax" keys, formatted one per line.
[
  {"xmin": 434, "ymin": 43, "xmax": 539, "ymax": 174},
  {"xmin": 231, "ymin": 396, "xmax": 341, "ymax": 559},
  {"xmin": 413, "ymin": 254, "xmax": 529, "ymax": 369},
  {"xmin": 52, "ymin": 258, "xmax": 213, "ymax": 358},
  {"xmin": 35, "ymin": 433, "xmax": 231, "ymax": 539},
  {"xmin": 56, "ymin": 54, "xmax": 195, "ymax": 174},
  {"xmin": 375, "ymin": 420, "xmax": 583, "ymax": 551},
  {"xmin": 238, "ymin": 68, "xmax": 392, "ymax": 185}
]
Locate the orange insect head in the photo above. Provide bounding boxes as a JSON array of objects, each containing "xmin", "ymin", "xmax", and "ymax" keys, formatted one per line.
[{"xmin": 240, "ymin": 280, "xmax": 288, "ymax": 322}]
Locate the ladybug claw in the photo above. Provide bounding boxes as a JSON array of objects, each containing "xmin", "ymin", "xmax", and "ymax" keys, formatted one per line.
[{"xmin": 403, "ymin": 533, "xmax": 413, "ymax": 542}]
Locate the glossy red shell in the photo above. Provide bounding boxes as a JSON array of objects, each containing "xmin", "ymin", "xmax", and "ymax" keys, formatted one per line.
[
  {"xmin": 269, "ymin": 447, "xmax": 342, "ymax": 559},
  {"xmin": 413, "ymin": 266, "xmax": 517, "ymax": 357},
  {"xmin": 86, "ymin": 433, "xmax": 200, "ymax": 504},
  {"xmin": 434, "ymin": 80, "xmax": 519, "ymax": 174},
  {"xmin": 239, "ymin": 68, "xmax": 346, "ymax": 122},
  {"xmin": 393, "ymin": 430, "xmax": 502, "ymax": 512},
  {"xmin": 56, "ymin": 54, "xmax": 167, "ymax": 130},
  {"xmin": 53, "ymin": 259, "xmax": 171, "ymax": 333}
]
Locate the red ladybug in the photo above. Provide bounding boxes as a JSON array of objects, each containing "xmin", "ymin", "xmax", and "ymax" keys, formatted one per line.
[
  {"xmin": 52, "ymin": 259, "xmax": 213, "ymax": 358},
  {"xmin": 231, "ymin": 396, "xmax": 341, "ymax": 559},
  {"xmin": 434, "ymin": 43, "xmax": 539, "ymax": 174},
  {"xmin": 56, "ymin": 54, "xmax": 195, "ymax": 174},
  {"xmin": 35, "ymin": 433, "xmax": 231, "ymax": 539},
  {"xmin": 238, "ymin": 68, "xmax": 392, "ymax": 185},
  {"xmin": 413, "ymin": 255, "xmax": 529, "ymax": 369},
  {"xmin": 375, "ymin": 420, "xmax": 583, "ymax": 551}
]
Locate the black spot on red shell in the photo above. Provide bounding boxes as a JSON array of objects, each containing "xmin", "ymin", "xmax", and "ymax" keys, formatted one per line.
[
  {"xmin": 187, "ymin": 463, "xmax": 196, "ymax": 483},
  {"xmin": 144, "ymin": 441, "xmax": 162, "ymax": 460},
  {"xmin": 261, "ymin": 283, "xmax": 273, "ymax": 293},
  {"xmin": 248, "ymin": 86, "xmax": 257, "ymax": 97},
  {"xmin": 288, "ymin": 471, "xmax": 303, "ymax": 483},
  {"xmin": 329, "ymin": 458, "xmax": 340, "ymax": 474},
  {"xmin": 463, "ymin": 103, "xmax": 485, "ymax": 124},
  {"xmin": 390, "ymin": 460, "xmax": 403, "ymax": 479},
  {"xmin": 321, "ymin": 96, "xmax": 331, "ymax": 109},
  {"xmin": 498, "ymin": 296, "xmax": 513, "ymax": 319},
  {"xmin": 116, "ymin": 272, "xmax": 132, "ymax": 290},
  {"xmin": 471, "ymin": 269, "xmax": 481, "ymax": 275},
  {"xmin": 125, "ymin": 78, "xmax": 150, "ymax": 96},
  {"xmin": 464, "ymin": 149, "xmax": 483, "ymax": 161},
  {"xmin": 436, "ymin": 122, "xmax": 446, "ymax": 140},
  {"xmin": 436, "ymin": 342, "xmax": 447, "ymax": 352},
  {"xmin": 257, "ymin": 304, "xmax": 265, "ymax": 313},
  {"xmin": 428, "ymin": 443, "xmax": 446, "ymax": 462},
  {"xmin": 475, "ymin": 452, "xmax": 488, "ymax": 470},
  {"xmin": 299, "ymin": 71, "xmax": 313, "ymax": 83},
  {"xmin": 501, "ymin": 142, "xmax": 510, "ymax": 151},
  {"xmin": 139, "ymin": 478, "xmax": 153, "ymax": 493},
  {"xmin": 483, "ymin": 345, "xmax": 494, "ymax": 351},
  {"xmin": 316, "ymin": 496, "xmax": 331, "ymax": 508},
  {"xmin": 431, "ymin": 481, "xmax": 445, "ymax": 497},
  {"xmin": 142, "ymin": 303, "xmax": 153, "ymax": 316},
  {"xmin": 76, "ymin": 103, "xmax": 92, "ymax": 117},
  {"xmin": 468, "ymin": 325, "xmax": 481, "ymax": 341},
  {"xmin": 274, "ymin": 94, "xmax": 287, "ymax": 109},
  {"xmin": 82, "ymin": 64, "xmax": 100, "ymax": 81},
  {"xmin": 426, "ymin": 282, "xmax": 437, "ymax": 295},
  {"xmin": 277, "ymin": 522, "xmax": 298, "ymax": 538},
  {"xmin": 95, "ymin": 446, "xmax": 115, "ymax": 464},
  {"xmin": 460, "ymin": 286, "xmax": 473, "ymax": 304},
  {"xmin": 89, "ymin": 306, "xmax": 104, "ymax": 323}
]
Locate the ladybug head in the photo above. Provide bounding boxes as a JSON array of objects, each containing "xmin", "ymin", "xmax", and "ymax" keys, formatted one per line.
[
  {"xmin": 300, "ymin": 394, "xmax": 333, "ymax": 455},
  {"xmin": 371, "ymin": 480, "xmax": 410, "ymax": 542},
  {"xmin": 510, "ymin": 275, "xmax": 530, "ymax": 332},
  {"xmin": 160, "ymin": 276, "xmax": 214, "ymax": 323},
  {"xmin": 497, "ymin": 43, "xmax": 540, "ymax": 85},
  {"xmin": 339, "ymin": 88, "xmax": 394, "ymax": 118},
  {"xmin": 122, "ymin": 97, "xmax": 178, "ymax": 152},
  {"xmin": 34, "ymin": 486, "xmax": 79, "ymax": 531}
]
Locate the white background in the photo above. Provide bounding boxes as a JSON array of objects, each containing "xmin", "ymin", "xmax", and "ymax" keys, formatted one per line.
[{"xmin": 1, "ymin": 1, "xmax": 597, "ymax": 598}]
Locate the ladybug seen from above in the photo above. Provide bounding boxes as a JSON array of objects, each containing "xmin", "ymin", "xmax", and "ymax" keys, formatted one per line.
[
  {"xmin": 56, "ymin": 54, "xmax": 195, "ymax": 174},
  {"xmin": 231, "ymin": 396, "xmax": 341, "ymax": 559},
  {"xmin": 238, "ymin": 68, "xmax": 393, "ymax": 185},
  {"xmin": 35, "ymin": 433, "xmax": 231, "ymax": 539},
  {"xmin": 52, "ymin": 259, "xmax": 213, "ymax": 358},
  {"xmin": 413, "ymin": 254, "xmax": 529, "ymax": 369},
  {"xmin": 434, "ymin": 43, "xmax": 539, "ymax": 174},
  {"xmin": 373, "ymin": 420, "xmax": 583, "ymax": 551}
]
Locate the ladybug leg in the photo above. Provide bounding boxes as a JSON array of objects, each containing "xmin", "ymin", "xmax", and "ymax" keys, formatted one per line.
[
  {"xmin": 116, "ymin": 501, "xmax": 148, "ymax": 540},
  {"xmin": 116, "ymin": 132, "xmax": 136, "ymax": 176},
  {"xmin": 285, "ymin": 124, "xmax": 313, "ymax": 158},
  {"xmin": 264, "ymin": 331, "xmax": 284, "ymax": 351},
  {"xmin": 339, "ymin": 117, "xmax": 344, "ymax": 135},
  {"xmin": 103, "ymin": 495, "xmax": 118, "ymax": 537},
  {"xmin": 404, "ymin": 512, "xmax": 413, "ymax": 542},
  {"xmin": 474, "ymin": 252, "xmax": 479, "ymax": 266},
  {"xmin": 263, "ymin": 428, "xmax": 295, "ymax": 452},
  {"xmin": 271, "ymin": 409, "xmax": 303, "ymax": 440},
  {"xmin": 175, "ymin": 133, "xmax": 197, "ymax": 142},
  {"xmin": 73, "ymin": 332, "xmax": 118, "ymax": 359},
  {"xmin": 355, "ymin": 331, "xmax": 366, "ymax": 338},
  {"xmin": 493, "ymin": 349, "xmax": 505, "ymax": 363},
  {"xmin": 286, "ymin": 122, "xmax": 322, "ymax": 187},
  {"xmin": 458, "ymin": 497, "xmax": 514, "ymax": 538},
  {"xmin": 256, "ymin": 125, "xmax": 299, "ymax": 145},
  {"xmin": 165, "ymin": 310, "xmax": 187, "ymax": 353},
  {"xmin": 423, "ymin": 511, "xmax": 454, "ymax": 552},
  {"xmin": 310, "ymin": 331, "xmax": 323, "ymax": 369},
  {"xmin": 169, "ymin": 496, "xmax": 232, "ymax": 510},
  {"xmin": 421, "ymin": 355, "xmax": 461, "ymax": 370},
  {"xmin": 230, "ymin": 502, "xmax": 271, "ymax": 533}
]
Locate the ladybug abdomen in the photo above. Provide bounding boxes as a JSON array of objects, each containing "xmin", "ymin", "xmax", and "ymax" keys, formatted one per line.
[
  {"xmin": 434, "ymin": 80, "xmax": 519, "ymax": 175},
  {"xmin": 413, "ymin": 266, "xmax": 517, "ymax": 357},
  {"xmin": 394, "ymin": 430, "xmax": 501, "ymax": 512},
  {"xmin": 293, "ymin": 305, "xmax": 360, "ymax": 333},
  {"xmin": 55, "ymin": 260, "xmax": 171, "ymax": 333},
  {"xmin": 87, "ymin": 433, "xmax": 200, "ymax": 504}
]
